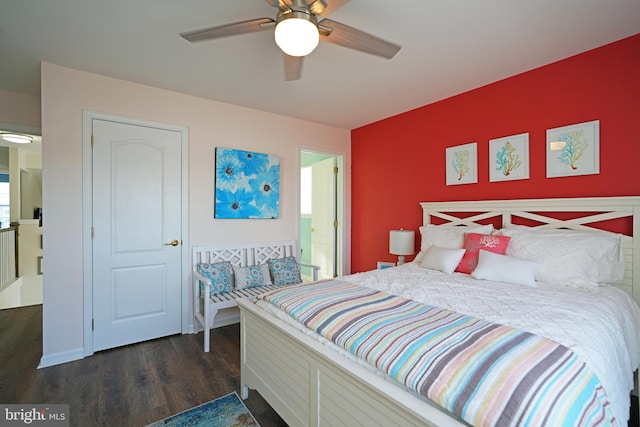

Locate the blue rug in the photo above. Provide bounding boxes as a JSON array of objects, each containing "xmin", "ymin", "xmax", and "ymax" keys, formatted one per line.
[{"xmin": 147, "ymin": 392, "xmax": 259, "ymax": 427}]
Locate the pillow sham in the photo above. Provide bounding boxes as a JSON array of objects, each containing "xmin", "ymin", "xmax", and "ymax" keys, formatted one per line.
[
  {"xmin": 456, "ymin": 233, "xmax": 511, "ymax": 274},
  {"xmin": 268, "ymin": 256, "xmax": 302, "ymax": 285},
  {"xmin": 197, "ymin": 261, "xmax": 234, "ymax": 296},
  {"xmin": 471, "ymin": 250, "xmax": 538, "ymax": 287},
  {"xmin": 413, "ymin": 224, "xmax": 494, "ymax": 263},
  {"xmin": 420, "ymin": 245, "xmax": 466, "ymax": 274},
  {"xmin": 233, "ymin": 263, "xmax": 272, "ymax": 290},
  {"xmin": 498, "ymin": 225, "xmax": 625, "ymax": 287}
]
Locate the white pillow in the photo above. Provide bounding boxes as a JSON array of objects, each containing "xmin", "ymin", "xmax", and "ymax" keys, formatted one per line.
[
  {"xmin": 471, "ymin": 250, "xmax": 538, "ymax": 287},
  {"xmin": 498, "ymin": 225, "xmax": 625, "ymax": 287},
  {"xmin": 233, "ymin": 263, "xmax": 272, "ymax": 290},
  {"xmin": 420, "ymin": 246, "xmax": 466, "ymax": 274},
  {"xmin": 414, "ymin": 224, "xmax": 494, "ymax": 263}
]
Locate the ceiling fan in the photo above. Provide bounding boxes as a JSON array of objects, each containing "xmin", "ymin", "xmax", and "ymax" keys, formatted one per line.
[{"xmin": 180, "ymin": 0, "xmax": 401, "ymax": 81}]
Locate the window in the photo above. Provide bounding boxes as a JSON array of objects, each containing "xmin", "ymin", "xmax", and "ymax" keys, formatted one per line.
[{"xmin": 0, "ymin": 173, "xmax": 9, "ymax": 228}]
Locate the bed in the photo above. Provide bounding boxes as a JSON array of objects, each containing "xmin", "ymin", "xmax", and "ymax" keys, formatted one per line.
[{"xmin": 238, "ymin": 197, "xmax": 640, "ymax": 426}]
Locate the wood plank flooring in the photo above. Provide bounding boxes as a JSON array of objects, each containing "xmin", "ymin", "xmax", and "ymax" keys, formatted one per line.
[
  {"xmin": 1, "ymin": 304, "xmax": 638, "ymax": 427},
  {"xmin": 0, "ymin": 304, "xmax": 287, "ymax": 426}
]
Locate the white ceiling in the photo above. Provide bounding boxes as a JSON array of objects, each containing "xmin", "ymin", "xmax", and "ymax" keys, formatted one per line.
[{"xmin": 1, "ymin": 0, "xmax": 638, "ymax": 129}]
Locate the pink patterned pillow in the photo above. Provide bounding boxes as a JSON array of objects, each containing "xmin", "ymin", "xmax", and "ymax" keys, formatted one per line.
[{"xmin": 456, "ymin": 233, "xmax": 511, "ymax": 274}]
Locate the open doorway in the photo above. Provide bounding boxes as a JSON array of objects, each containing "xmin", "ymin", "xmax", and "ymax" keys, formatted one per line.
[
  {"xmin": 0, "ymin": 128, "xmax": 43, "ymax": 310},
  {"xmin": 300, "ymin": 150, "xmax": 344, "ymax": 281}
]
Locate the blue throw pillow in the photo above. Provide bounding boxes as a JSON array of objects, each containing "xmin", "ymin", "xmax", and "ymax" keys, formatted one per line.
[
  {"xmin": 268, "ymin": 257, "xmax": 302, "ymax": 285},
  {"xmin": 197, "ymin": 261, "xmax": 234, "ymax": 296}
]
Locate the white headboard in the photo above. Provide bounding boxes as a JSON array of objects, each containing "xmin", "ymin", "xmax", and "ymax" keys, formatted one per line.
[{"xmin": 420, "ymin": 197, "xmax": 640, "ymax": 308}]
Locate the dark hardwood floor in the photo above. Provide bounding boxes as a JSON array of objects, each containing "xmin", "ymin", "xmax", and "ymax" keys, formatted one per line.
[
  {"xmin": 0, "ymin": 304, "xmax": 287, "ymax": 427},
  {"xmin": 1, "ymin": 304, "xmax": 638, "ymax": 427}
]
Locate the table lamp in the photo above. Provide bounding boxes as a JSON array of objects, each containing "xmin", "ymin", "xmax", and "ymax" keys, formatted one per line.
[{"xmin": 389, "ymin": 229, "xmax": 415, "ymax": 265}]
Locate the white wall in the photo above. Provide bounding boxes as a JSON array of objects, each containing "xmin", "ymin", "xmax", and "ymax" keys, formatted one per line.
[
  {"xmin": 0, "ymin": 89, "xmax": 41, "ymax": 130},
  {"xmin": 40, "ymin": 62, "xmax": 351, "ymax": 365}
]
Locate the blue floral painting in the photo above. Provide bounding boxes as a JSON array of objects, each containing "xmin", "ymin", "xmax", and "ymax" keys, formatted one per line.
[{"xmin": 215, "ymin": 147, "xmax": 280, "ymax": 219}]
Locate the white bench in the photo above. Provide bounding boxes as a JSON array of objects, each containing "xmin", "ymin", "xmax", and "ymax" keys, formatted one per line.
[{"xmin": 193, "ymin": 240, "xmax": 319, "ymax": 352}]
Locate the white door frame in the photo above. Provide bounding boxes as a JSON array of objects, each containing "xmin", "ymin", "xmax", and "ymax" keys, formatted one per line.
[
  {"xmin": 81, "ymin": 111, "xmax": 190, "ymax": 356},
  {"xmin": 298, "ymin": 145, "xmax": 349, "ymax": 277}
]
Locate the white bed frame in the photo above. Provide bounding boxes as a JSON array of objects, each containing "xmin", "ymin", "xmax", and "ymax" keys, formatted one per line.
[{"xmin": 238, "ymin": 197, "xmax": 640, "ymax": 426}]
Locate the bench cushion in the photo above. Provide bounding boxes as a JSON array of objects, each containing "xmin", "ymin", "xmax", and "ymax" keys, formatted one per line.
[
  {"xmin": 234, "ymin": 263, "xmax": 272, "ymax": 289},
  {"xmin": 268, "ymin": 256, "xmax": 302, "ymax": 285},
  {"xmin": 197, "ymin": 262, "xmax": 234, "ymax": 296}
]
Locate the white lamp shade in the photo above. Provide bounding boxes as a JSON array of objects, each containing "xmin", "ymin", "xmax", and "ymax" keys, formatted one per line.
[
  {"xmin": 389, "ymin": 230, "xmax": 415, "ymax": 256},
  {"xmin": 274, "ymin": 16, "xmax": 319, "ymax": 57}
]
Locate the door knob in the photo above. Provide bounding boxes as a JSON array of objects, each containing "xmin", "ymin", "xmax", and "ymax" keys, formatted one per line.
[{"xmin": 164, "ymin": 239, "xmax": 180, "ymax": 246}]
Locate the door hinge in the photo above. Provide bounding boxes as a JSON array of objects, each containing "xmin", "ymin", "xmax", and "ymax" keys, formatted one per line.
[
  {"xmin": 333, "ymin": 220, "xmax": 338, "ymax": 228},
  {"xmin": 92, "ymin": 319, "xmax": 94, "ymax": 330},
  {"xmin": 91, "ymin": 134, "xmax": 94, "ymax": 148},
  {"xmin": 333, "ymin": 166, "xmax": 338, "ymax": 174},
  {"xmin": 91, "ymin": 227, "xmax": 95, "ymax": 239}
]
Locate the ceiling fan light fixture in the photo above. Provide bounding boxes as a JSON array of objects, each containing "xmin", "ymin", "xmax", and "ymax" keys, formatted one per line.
[
  {"xmin": 274, "ymin": 11, "xmax": 319, "ymax": 57},
  {"xmin": 1, "ymin": 133, "xmax": 33, "ymax": 144}
]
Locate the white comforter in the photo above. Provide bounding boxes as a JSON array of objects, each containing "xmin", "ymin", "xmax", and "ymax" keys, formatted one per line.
[{"xmin": 340, "ymin": 262, "xmax": 640, "ymax": 424}]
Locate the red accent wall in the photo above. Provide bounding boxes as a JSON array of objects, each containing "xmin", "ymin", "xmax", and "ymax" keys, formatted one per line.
[{"xmin": 351, "ymin": 34, "xmax": 640, "ymax": 273}]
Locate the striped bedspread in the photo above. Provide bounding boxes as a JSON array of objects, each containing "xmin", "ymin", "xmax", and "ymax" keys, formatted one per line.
[{"xmin": 259, "ymin": 280, "xmax": 616, "ymax": 427}]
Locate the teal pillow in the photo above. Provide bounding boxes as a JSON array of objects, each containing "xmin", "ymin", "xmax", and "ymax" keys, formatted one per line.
[
  {"xmin": 197, "ymin": 261, "xmax": 234, "ymax": 296},
  {"xmin": 268, "ymin": 257, "xmax": 302, "ymax": 285}
]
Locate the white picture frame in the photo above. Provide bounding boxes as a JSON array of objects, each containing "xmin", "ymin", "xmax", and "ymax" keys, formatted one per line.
[
  {"xmin": 546, "ymin": 120, "xmax": 599, "ymax": 178},
  {"xmin": 446, "ymin": 142, "xmax": 477, "ymax": 185},
  {"xmin": 489, "ymin": 133, "xmax": 529, "ymax": 182}
]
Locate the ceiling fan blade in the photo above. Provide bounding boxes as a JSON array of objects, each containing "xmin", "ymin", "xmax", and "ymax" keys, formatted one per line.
[
  {"xmin": 264, "ymin": 0, "xmax": 349, "ymax": 16},
  {"xmin": 318, "ymin": 18, "xmax": 401, "ymax": 59},
  {"xmin": 180, "ymin": 18, "xmax": 275, "ymax": 42},
  {"xmin": 284, "ymin": 54, "xmax": 303, "ymax": 81},
  {"xmin": 264, "ymin": 0, "xmax": 289, "ymax": 9},
  {"xmin": 310, "ymin": 0, "xmax": 350, "ymax": 17}
]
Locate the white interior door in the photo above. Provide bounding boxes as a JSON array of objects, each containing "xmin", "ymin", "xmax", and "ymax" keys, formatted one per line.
[
  {"xmin": 311, "ymin": 157, "xmax": 336, "ymax": 279},
  {"xmin": 92, "ymin": 119, "xmax": 182, "ymax": 351}
]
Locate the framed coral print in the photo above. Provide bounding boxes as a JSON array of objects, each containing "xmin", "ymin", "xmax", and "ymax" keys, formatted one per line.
[
  {"xmin": 215, "ymin": 147, "xmax": 280, "ymax": 218},
  {"xmin": 489, "ymin": 133, "xmax": 529, "ymax": 182},
  {"xmin": 446, "ymin": 142, "xmax": 477, "ymax": 185},
  {"xmin": 546, "ymin": 120, "xmax": 599, "ymax": 178}
]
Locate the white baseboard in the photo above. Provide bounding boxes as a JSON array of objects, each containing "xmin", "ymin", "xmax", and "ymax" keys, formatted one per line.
[
  {"xmin": 213, "ymin": 311, "xmax": 240, "ymax": 328},
  {"xmin": 191, "ymin": 307, "xmax": 240, "ymax": 333},
  {"xmin": 38, "ymin": 347, "xmax": 84, "ymax": 369}
]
